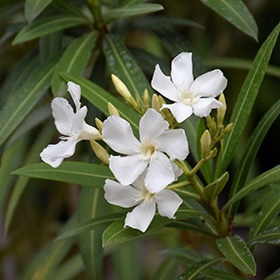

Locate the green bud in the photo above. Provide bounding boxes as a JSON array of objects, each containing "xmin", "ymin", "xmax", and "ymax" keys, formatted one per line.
[
  {"xmin": 90, "ymin": 140, "xmax": 109, "ymax": 165},
  {"xmin": 200, "ymin": 129, "xmax": 212, "ymax": 158}
]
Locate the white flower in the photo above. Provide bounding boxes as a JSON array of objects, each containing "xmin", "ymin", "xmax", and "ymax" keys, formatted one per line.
[
  {"xmin": 40, "ymin": 82, "xmax": 101, "ymax": 168},
  {"xmin": 104, "ymin": 172, "xmax": 183, "ymax": 232},
  {"xmin": 102, "ymin": 108, "xmax": 189, "ymax": 193},
  {"xmin": 151, "ymin": 52, "xmax": 227, "ymax": 123}
]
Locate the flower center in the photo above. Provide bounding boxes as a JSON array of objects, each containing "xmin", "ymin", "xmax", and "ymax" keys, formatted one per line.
[
  {"xmin": 141, "ymin": 187, "xmax": 155, "ymax": 205},
  {"xmin": 180, "ymin": 90, "xmax": 197, "ymax": 105},
  {"xmin": 140, "ymin": 142, "xmax": 156, "ymax": 159}
]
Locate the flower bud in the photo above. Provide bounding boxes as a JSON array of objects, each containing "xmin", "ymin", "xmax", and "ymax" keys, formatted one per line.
[
  {"xmin": 90, "ymin": 140, "xmax": 109, "ymax": 165},
  {"xmin": 200, "ymin": 129, "xmax": 212, "ymax": 158},
  {"xmin": 152, "ymin": 94, "xmax": 161, "ymax": 112},
  {"xmin": 143, "ymin": 89, "xmax": 150, "ymax": 109},
  {"xmin": 217, "ymin": 93, "xmax": 227, "ymax": 128},
  {"xmin": 108, "ymin": 102, "xmax": 120, "ymax": 116},
  {"xmin": 95, "ymin": 117, "xmax": 103, "ymax": 132},
  {"xmin": 111, "ymin": 74, "xmax": 132, "ymax": 100}
]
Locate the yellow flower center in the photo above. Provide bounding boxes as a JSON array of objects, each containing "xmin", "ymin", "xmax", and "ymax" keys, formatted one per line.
[
  {"xmin": 140, "ymin": 142, "xmax": 156, "ymax": 159},
  {"xmin": 180, "ymin": 90, "xmax": 197, "ymax": 105}
]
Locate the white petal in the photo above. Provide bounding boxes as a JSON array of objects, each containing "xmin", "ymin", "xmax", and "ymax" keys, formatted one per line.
[
  {"xmin": 109, "ymin": 154, "xmax": 148, "ymax": 186},
  {"xmin": 40, "ymin": 138, "xmax": 77, "ymax": 168},
  {"xmin": 161, "ymin": 103, "xmax": 193, "ymax": 123},
  {"xmin": 145, "ymin": 152, "xmax": 175, "ymax": 193},
  {"xmin": 171, "ymin": 52, "xmax": 193, "ymax": 90},
  {"xmin": 155, "ymin": 189, "xmax": 182, "ymax": 218},
  {"xmin": 131, "ymin": 171, "xmax": 146, "ymax": 190},
  {"xmin": 151, "ymin": 64, "xmax": 180, "ymax": 102},
  {"xmin": 155, "ymin": 129, "xmax": 189, "ymax": 160},
  {"xmin": 192, "ymin": 98, "xmax": 223, "ymax": 117},
  {"xmin": 51, "ymin": 98, "xmax": 74, "ymax": 135},
  {"xmin": 67, "ymin": 81, "xmax": 81, "ymax": 111},
  {"xmin": 190, "ymin": 69, "xmax": 227, "ymax": 98},
  {"xmin": 171, "ymin": 161, "xmax": 183, "ymax": 180},
  {"xmin": 102, "ymin": 115, "xmax": 140, "ymax": 155},
  {"xmin": 124, "ymin": 201, "xmax": 156, "ymax": 232},
  {"xmin": 139, "ymin": 109, "xmax": 169, "ymax": 142},
  {"xmin": 104, "ymin": 179, "xmax": 141, "ymax": 207},
  {"xmin": 71, "ymin": 106, "xmax": 87, "ymax": 135}
]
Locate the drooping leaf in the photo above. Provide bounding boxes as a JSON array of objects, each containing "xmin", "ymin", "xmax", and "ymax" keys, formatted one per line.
[
  {"xmin": 216, "ymin": 235, "xmax": 256, "ymax": 275},
  {"xmin": 103, "ymin": 34, "xmax": 152, "ymax": 102},
  {"xmin": 215, "ymin": 23, "xmax": 280, "ymax": 177},
  {"xmin": 102, "ymin": 209, "xmax": 206, "ymax": 247},
  {"xmin": 103, "ymin": 3, "xmax": 163, "ymax": 22},
  {"xmin": 222, "ymin": 165, "xmax": 280, "ymax": 211},
  {"xmin": 178, "ymin": 258, "xmax": 224, "ymax": 280},
  {"xmin": 25, "ymin": 0, "xmax": 54, "ymax": 22},
  {"xmin": 55, "ymin": 213, "xmax": 123, "ymax": 241},
  {"xmin": 200, "ymin": 0, "xmax": 258, "ymax": 40},
  {"xmin": 13, "ymin": 162, "xmax": 114, "ymax": 187},
  {"xmin": 12, "ymin": 16, "xmax": 89, "ymax": 44},
  {"xmin": 52, "ymin": 31, "xmax": 98, "ymax": 96},
  {"xmin": 228, "ymin": 99, "xmax": 280, "ymax": 216},
  {"xmin": 248, "ymin": 192, "xmax": 280, "ymax": 240},
  {"xmin": 60, "ymin": 73, "xmax": 141, "ymax": 131},
  {"xmin": 247, "ymin": 227, "xmax": 280, "ymax": 246},
  {"xmin": 0, "ymin": 56, "xmax": 57, "ymax": 146}
]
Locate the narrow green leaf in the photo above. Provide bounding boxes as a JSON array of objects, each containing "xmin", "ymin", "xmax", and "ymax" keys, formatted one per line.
[
  {"xmin": 12, "ymin": 16, "xmax": 89, "ymax": 44},
  {"xmin": 216, "ymin": 235, "xmax": 256, "ymax": 275},
  {"xmin": 0, "ymin": 56, "xmax": 57, "ymax": 146},
  {"xmin": 200, "ymin": 0, "xmax": 258, "ymax": 40},
  {"xmin": 151, "ymin": 259, "xmax": 177, "ymax": 280},
  {"xmin": 55, "ymin": 213, "xmax": 123, "ymax": 241},
  {"xmin": 160, "ymin": 247, "xmax": 203, "ymax": 264},
  {"xmin": 247, "ymin": 227, "xmax": 280, "ymax": 246},
  {"xmin": 103, "ymin": 3, "xmax": 163, "ymax": 22},
  {"xmin": 5, "ymin": 124, "xmax": 54, "ymax": 235},
  {"xmin": 222, "ymin": 165, "xmax": 280, "ymax": 211},
  {"xmin": 13, "ymin": 162, "xmax": 114, "ymax": 187},
  {"xmin": 201, "ymin": 269, "xmax": 244, "ymax": 280},
  {"xmin": 249, "ymin": 192, "xmax": 280, "ymax": 239},
  {"xmin": 78, "ymin": 187, "xmax": 109, "ymax": 279},
  {"xmin": 51, "ymin": 255, "xmax": 84, "ymax": 280},
  {"xmin": 102, "ymin": 209, "xmax": 206, "ymax": 247},
  {"xmin": 229, "ymin": 99, "xmax": 280, "ymax": 216},
  {"xmin": 25, "ymin": 0, "xmax": 53, "ymax": 22},
  {"xmin": 60, "ymin": 73, "xmax": 141, "ymax": 131},
  {"xmin": 178, "ymin": 258, "xmax": 224, "ymax": 280},
  {"xmin": 22, "ymin": 239, "xmax": 73, "ymax": 280},
  {"xmin": 204, "ymin": 172, "xmax": 229, "ymax": 200},
  {"xmin": 215, "ymin": 23, "xmax": 280, "ymax": 177},
  {"xmin": 103, "ymin": 34, "xmax": 152, "ymax": 102},
  {"xmin": 52, "ymin": 31, "xmax": 98, "ymax": 96},
  {"xmin": 265, "ymin": 268, "xmax": 280, "ymax": 280}
]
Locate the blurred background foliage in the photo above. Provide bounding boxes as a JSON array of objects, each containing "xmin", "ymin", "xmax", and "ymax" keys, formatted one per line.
[{"xmin": 0, "ymin": 0, "xmax": 279, "ymax": 279}]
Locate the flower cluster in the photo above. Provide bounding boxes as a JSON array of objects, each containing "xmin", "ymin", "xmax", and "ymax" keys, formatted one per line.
[{"xmin": 40, "ymin": 52, "xmax": 227, "ymax": 232}]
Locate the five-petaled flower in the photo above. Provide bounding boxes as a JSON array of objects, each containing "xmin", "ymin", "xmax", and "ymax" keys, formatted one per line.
[
  {"xmin": 151, "ymin": 52, "xmax": 227, "ymax": 123},
  {"xmin": 104, "ymin": 171, "xmax": 183, "ymax": 232},
  {"xmin": 40, "ymin": 81, "xmax": 101, "ymax": 168},
  {"xmin": 102, "ymin": 108, "xmax": 189, "ymax": 193}
]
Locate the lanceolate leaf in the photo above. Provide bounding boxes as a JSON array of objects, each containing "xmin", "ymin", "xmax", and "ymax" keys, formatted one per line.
[
  {"xmin": 222, "ymin": 165, "xmax": 280, "ymax": 211},
  {"xmin": 52, "ymin": 31, "xmax": 98, "ymax": 96},
  {"xmin": 178, "ymin": 259, "xmax": 224, "ymax": 280},
  {"xmin": 103, "ymin": 34, "xmax": 152, "ymax": 102},
  {"xmin": 103, "ymin": 3, "xmax": 163, "ymax": 22},
  {"xmin": 247, "ymin": 227, "xmax": 280, "ymax": 246},
  {"xmin": 102, "ymin": 209, "xmax": 206, "ymax": 247},
  {"xmin": 25, "ymin": 0, "xmax": 53, "ymax": 22},
  {"xmin": 200, "ymin": 0, "xmax": 258, "ymax": 40},
  {"xmin": 248, "ymin": 192, "xmax": 280, "ymax": 239},
  {"xmin": 12, "ymin": 16, "xmax": 89, "ymax": 44},
  {"xmin": 201, "ymin": 269, "xmax": 244, "ymax": 280},
  {"xmin": 0, "ymin": 56, "xmax": 57, "ymax": 146},
  {"xmin": 229, "ymin": 99, "xmax": 280, "ymax": 216},
  {"xmin": 215, "ymin": 23, "xmax": 280, "ymax": 178},
  {"xmin": 60, "ymin": 73, "xmax": 141, "ymax": 131},
  {"xmin": 217, "ymin": 235, "xmax": 256, "ymax": 275},
  {"xmin": 13, "ymin": 162, "xmax": 114, "ymax": 187},
  {"xmin": 265, "ymin": 268, "xmax": 280, "ymax": 280}
]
